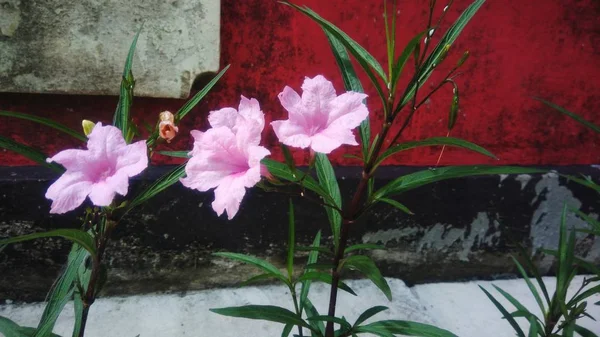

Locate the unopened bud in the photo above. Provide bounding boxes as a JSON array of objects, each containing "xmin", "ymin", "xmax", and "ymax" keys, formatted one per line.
[
  {"xmin": 82, "ymin": 120, "xmax": 95, "ymax": 136},
  {"xmin": 158, "ymin": 111, "xmax": 179, "ymax": 143},
  {"xmin": 457, "ymin": 50, "xmax": 470, "ymax": 67}
]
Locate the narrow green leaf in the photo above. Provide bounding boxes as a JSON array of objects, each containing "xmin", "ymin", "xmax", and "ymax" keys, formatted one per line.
[
  {"xmin": 515, "ymin": 244, "xmax": 552, "ymax": 306},
  {"xmin": 281, "ymin": 323, "xmax": 293, "ymax": 337},
  {"xmin": 344, "ymin": 244, "xmax": 386, "ymax": 254},
  {"xmin": 213, "ymin": 252, "xmax": 288, "ymax": 284},
  {"xmin": 297, "ymin": 272, "xmax": 357, "ymax": 296},
  {"xmin": 287, "ymin": 200, "xmax": 295, "ymax": 280},
  {"xmin": 399, "ymin": 0, "xmax": 486, "ymax": 108},
  {"xmin": 342, "ymin": 255, "xmax": 391, "ymax": 301},
  {"xmin": 492, "ymin": 285, "xmax": 545, "ymax": 333},
  {"xmin": 378, "ymin": 198, "xmax": 414, "ymax": 215},
  {"xmin": 300, "ymin": 231, "xmax": 321, "ymax": 314},
  {"xmin": 373, "ymin": 137, "xmax": 496, "ymax": 170},
  {"xmin": 390, "ymin": 31, "xmax": 426, "ymax": 93},
  {"xmin": 562, "ymin": 174, "xmax": 600, "ymax": 194},
  {"xmin": 303, "ymin": 298, "xmax": 325, "ymax": 337},
  {"xmin": 574, "ymin": 325, "xmax": 599, "ymax": 337},
  {"xmin": 72, "ymin": 290, "xmax": 84, "ymax": 337},
  {"xmin": 239, "ymin": 273, "xmax": 276, "ymax": 287},
  {"xmin": 534, "ymin": 97, "xmax": 600, "ymax": 134},
  {"xmin": 129, "ymin": 164, "xmax": 186, "ymax": 209},
  {"xmin": 479, "ymin": 286, "xmax": 526, "ymax": 337},
  {"xmin": 0, "ymin": 229, "xmax": 96, "ymax": 257},
  {"xmin": 210, "ymin": 305, "xmax": 313, "ymax": 331},
  {"xmin": 0, "ymin": 316, "xmax": 60, "ymax": 337},
  {"xmin": 285, "ymin": 3, "xmax": 387, "ymax": 104},
  {"xmin": 284, "ymin": 3, "xmax": 386, "ymax": 81},
  {"xmin": 307, "ymin": 316, "xmax": 351, "ymax": 331},
  {"xmin": 374, "ymin": 166, "xmax": 544, "ymax": 199},
  {"xmin": 35, "ymin": 245, "xmax": 89, "ymax": 337},
  {"xmin": 571, "ymin": 208, "xmax": 600, "ymax": 234},
  {"xmin": 175, "ymin": 65, "xmax": 230, "ymax": 122},
  {"xmin": 324, "ymin": 30, "xmax": 368, "ymax": 162},
  {"xmin": 527, "ymin": 316, "xmax": 538, "ymax": 337},
  {"xmin": 315, "ymin": 153, "xmax": 343, "ymax": 249},
  {"xmin": 0, "ymin": 136, "xmax": 63, "ymax": 172},
  {"xmin": 569, "ymin": 285, "xmax": 600, "ymax": 306},
  {"xmin": 113, "ymin": 28, "xmax": 141, "ymax": 139},
  {"xmin": 0, "ymin": 111, "xmax": 86, "ymax": 142},
  {"xmin": 557, "ymin": 204, "xmax": 572, "ymax": 301},
  {"xmin": 511, "ymin": 256, "xmax": 547, "ymax": 315},
  {"xmin": 281, "ymin": 145, "xmax": 296, "ymax": 172},
  {"xmin": 356, "ymin": 319, "xmax": 458, "ymax": 337},
  {"xmin": 262, "ymin": 159, "xmax": 334, "ymax": 205},
  {"xmin": 156, "ymin": 151, "xmax": 190, "ymax": 158},
  {"xmin": 354, "ymin": 306, "xmax": 389, "ymax": 326}
]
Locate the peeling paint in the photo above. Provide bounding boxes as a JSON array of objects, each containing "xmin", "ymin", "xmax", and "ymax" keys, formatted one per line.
[{"xmin": 515, "ymin": 174, "xmax": 532, "ymax": 190}]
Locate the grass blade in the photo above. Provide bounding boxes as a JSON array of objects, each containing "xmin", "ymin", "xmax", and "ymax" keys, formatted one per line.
[
  {"xmin": 113, "ymin": 28, "xmax": 142, "ymax": 139},
  {"xmin": 534, "ymin": 97, "xmax": 599, "ymax": 134},
  {"xmin": 0, "ymin": 229, "xmax": 96, "ymax": 257},
  {"xmin": 479, "ymin": 285, "xmax": 526, "ymax": 337},
  {"xmin": 129, "ymin": 164, "xmax": 186, "ymax": 209},
  {"xmin": 0, "ymin": 111, "xmax": 86, "ymax": 142},
  {"xmin": 0, "ymin": 136, "xmax": 64, "ymax": 172},
  {"xmin": 315, "ymin": 153, "xmax": 342, "ymax": 249}
]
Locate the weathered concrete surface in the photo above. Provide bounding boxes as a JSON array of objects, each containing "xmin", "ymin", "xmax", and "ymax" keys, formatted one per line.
[
  {"xmin": 0, "ymin": 277, "xmax": 598, "ymax": 336},
  {"xmin": 0, "ymin": 0, "xmax": 220, "ymax": 98},
  {"xmin": 0, "ymin": 166, "xmax": 598, "ymax": 301}
]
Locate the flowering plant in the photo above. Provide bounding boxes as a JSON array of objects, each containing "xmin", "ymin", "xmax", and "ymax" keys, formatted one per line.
[{"xmin": 3, "ymin": 1, "xmax": 594, "ymax": 337}]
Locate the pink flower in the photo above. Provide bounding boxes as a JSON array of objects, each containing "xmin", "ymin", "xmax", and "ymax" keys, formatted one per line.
[
  {"xmin": 45, "ymin": 123, "xmax": 148, "ymax": 214},
  {"xmin": 271, "ymin": 75, "xmax": 369, "ymax": 154},
  {"xmin": 180, "ymin": 96, "xmax": 270, "ymax": 219}
]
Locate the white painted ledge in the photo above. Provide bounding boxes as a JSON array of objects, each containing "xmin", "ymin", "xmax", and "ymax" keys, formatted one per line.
[{"xmin": 1, "ymin": 277, "xmax": 598, "ymax": 336}]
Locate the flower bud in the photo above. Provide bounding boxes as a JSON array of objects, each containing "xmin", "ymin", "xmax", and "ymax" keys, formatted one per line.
[
  {"xmin": 82, "ymin": 120, "xmax": 95, "ymax": 136},
  {"xmin": 158, "ymin": 111, "xmax": 179, "ymax": 143}
]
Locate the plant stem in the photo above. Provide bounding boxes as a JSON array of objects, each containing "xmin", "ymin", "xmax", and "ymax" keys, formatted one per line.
[
  {"xmin": 77, "ymin": 218, "xmax": 116, "ymax": 337},
  {"xmin": 291, "ymin": 287, "xmax": 304, "ymax": 337}
]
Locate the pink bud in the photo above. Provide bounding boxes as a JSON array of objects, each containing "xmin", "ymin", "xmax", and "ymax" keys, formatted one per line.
[{"xmin": 158, "ymin": 111, "xmax": 179, "ymax": 143}]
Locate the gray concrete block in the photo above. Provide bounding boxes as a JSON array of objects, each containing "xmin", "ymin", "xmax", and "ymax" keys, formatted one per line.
[{"xmin": 0, "ymin": 0, "xmax": 220, "ymax": 98}]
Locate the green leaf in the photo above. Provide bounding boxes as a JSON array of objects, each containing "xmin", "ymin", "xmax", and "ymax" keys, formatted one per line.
[
  {"xmin": 287, "ymin": 200, "xmax": 295, "ymax": 280},
  {"xmin": 356, "ymin": 320, "xmax": 458, "ymax": 337},
  {"xmin": 307, "ymin": 316, "xmax": 351, "ymax": 331},
  {"xmin": 175, "ymin": 65, "xmax": 230, "ymax": 122},
  {"xmin": 300, "ymin": 231, "xmax": 322, "ymax": 314},
  {"xmin": 390, "ymin": 31, "xmax": 426, "ymax": 93},
  {"xmin": 281, "ymin": 323, "xmax": 293, "ymax": 337},
  {"xmin": 297, "ymin": 272, "xmax": 357, "ymax": 296},
  {"xmin": 0, "ymin": 111, "xmax": 86, "ymax": 142},
  {"xmin": 573, "ymin": 325, "xmax": 598, "ymax": 337},
  {"xmin": 515, "ymin": 244, "xmax": 552, "ymax": 306},
  {"xmin": 156, "ymin": 151, "xmax": 190, "ymax": 158},
  {"xmin": 0, "ymin": 229, "xmax": 96, "ymax": 257},
  {"xmin": 378, "ymin": 198, "xmax": 414, "ymax": 215},
  {"xmin": 284, "ymin": 2, "xmax": 387, "ymax": 104},
  {"xmin": 562, "ymin": 174, "xmax": 600, "ymax": 194},
  {"xmin": 324, "ymin": 30, "xmax": 368, "ymax": 162},
  {"xmin": 303, "ymin": 298, "xmax": 325, "ymax": 337},
  {"xmin": 354, "ymin": 306, "xmax": 388, "ymax": 326},
  {"xmin": 72, "ymin": 290, "xmax": 84, "ymax": 337},
  {"xmin": 239, "ymin": 273, "xmax": 276, "ymax": 287},
  {"xmin": 113, "ymin": 28, "xmax": 141, "ymax": 140},
  {"xmin": 534, "ymin": 97, "xmax": 600, "ymax": 134},
  {"xmin": 262, "ymin": 159, "xmax": 334, "ymax": 205},
  {"xmin": 399, "ymin": 0, "xmax": 486, "ymax": 108},
  {"xmin": 129, "ymin": 164, "xmax": 186, "ymax": 209},
  {"xmin": 511, "ymin": 256, "xmax": 547, "ymax": 315},
  {"xmin": 342, "ymin": 255, "xmax": 391, "ymax": 301},
  {"xmin": 571, "ymin": 208, "xmax": 600, "ymax": 234},
  {"xmin": 491, "ymin": 285, "xmax": 544, "ymax": 332},
  {"xmin": 374, "ymin": 166, "xmax": 544, "ymax": 199},
  {"xmin": 0, "ymin": 136, "xmax": 63, "ymax": 172},
  {"xmin": 315, "ymin": 153, "xmax": 343, "ymax": 249},
  {"xmin": 569, "ymin": 284, "xmax": 600, "ymax": 306},
  {"xmin": 479, "ymin": 286, "xmax": 526, "ymax": 337},
  {"xmin": 557, "ymin": 204, "xmax": 574, "ymax": 302},
  {"xmin": 527, "ymin": 316, "xmax": 538, "ymax": 337},
  {"xmin": 213, "ymin": 252, "xmax": 289, "ymax": 285},
  {"xmin": 35, "ymin": 245, "xmax": 89, "ymax": 337},
  {"xmin": 210, "ymin": 305, "xmax": 313, "ymax": 331},
  {"xmin": 281, "ymin": 145, "xmax": 296, "ymax": 172},
  {"xmin": 344, "ymin": 244, "xmax": 386, "ymax": 254},
  {"xmin": 0, "ymin": 316, "xmax": 62, "ymax": 337},
  {"xmin": 373, "ymin": 137, "xmax": 496, "ymax": 170}
]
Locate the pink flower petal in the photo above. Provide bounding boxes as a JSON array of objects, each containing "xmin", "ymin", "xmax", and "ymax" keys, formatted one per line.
[
  {"xmin": 208, "ymin": 107, "xmax": 238, "ymax": 129},
  {"xmin": 45, "ymin": 172, "xmax": 93, "ymax": 214},
  {"xmin": 47, "ymin": 149, "xmax": 93, "ymax": 171},
  {"xmin": 327, "ymin": 92, "xmax": 369, "ymax": 129},
  {"xmin": 88, "ymin": 182, "xmax": 117, "ymax": 206},
  {"xmin": 113, "ymin": 140, "xmax": 148, "ymax": 177},
  {"xmin": 212, "ymin": 175, "xmax": 247, "ymax": 220},
  {"xmin": 87, "ymin": 123, "xmax": 127, "ymax": 156},
  {"xmin": 300, "ymin": 75, "xmax": 337, "ymax": 117},
  {"xmin": 271, "ymin": 120, "xmax": 311, "ymax": 149}
]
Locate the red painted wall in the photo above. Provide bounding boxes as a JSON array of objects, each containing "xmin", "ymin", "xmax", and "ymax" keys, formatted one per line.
[{"xmin": 0, "ymin": 0, "xmax": 598, "ymax": 167}]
